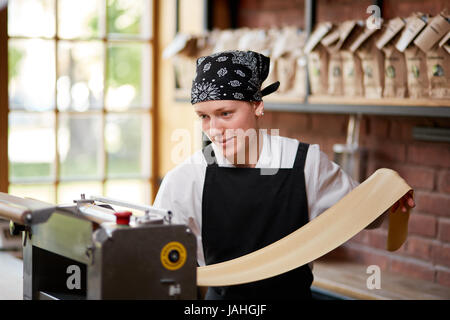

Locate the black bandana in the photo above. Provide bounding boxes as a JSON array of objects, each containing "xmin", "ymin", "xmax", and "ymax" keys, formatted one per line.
[{"xmin": 191, "ymin": 50, "xmax": 280, "ymax": 104}]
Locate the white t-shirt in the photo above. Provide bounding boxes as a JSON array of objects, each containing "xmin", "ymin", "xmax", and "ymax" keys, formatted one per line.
[{"xmin": 153, "ymin": 133, "xmax": 359, "ymax": 266}]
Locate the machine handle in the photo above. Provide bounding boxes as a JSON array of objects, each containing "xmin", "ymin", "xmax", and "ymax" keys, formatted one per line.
[
  {"xmin": 90, "ymin": 195, "xmax": 170, "ymax": 216},
  {"xmin": 0, "ymin": 200, "xmax": 29, "ymax": 225}
]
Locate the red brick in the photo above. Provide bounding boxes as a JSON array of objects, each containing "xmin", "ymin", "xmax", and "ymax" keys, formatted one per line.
[
  {"xmin": 370, "ymin": 117, "xmax": 390, "ymax": 139},
  {"xmin": 276, "ymin": 11, "xmax": 305, "ymax": 27},
  {"xmin": 438, "ymin": 170, "xmax": 450, "ymax": 194},
  {"xmin": 415, "ymin": 191, "xmax": 450, "ymax": 217},
  {"xmin": 404, "ymin": 237, "xmax": 434, "ymax": 261},
  {"xmin": 436, "ymin": 267, "xmax": 450, "ymax": 287},
  {"xmin": 384, "ymin": 0, "xmax": 449, "ymax": 19},
  {"xmin": 259, "ymin": 0, "xmax": 304, "ymax": 11},
  {"xmin": 432, "ymin": 243, "xmax": 450, "ymax": 268},
  {"xmin": 254, "ymin": 12, "xmax": 280, "ymax": 28},
  {"xmin": 317, "ymin": 0, "xmax": 372, "ymax": 23},
  {"xmin": 348, "ymin": 230, "xmax": 370, "ymax": 245},
  {"xmin": 389, "ymin": 119, "xmax": 414, "ymax": 142},
  {"xmin": 408, "ymin": 212, "xmax": 437, "ymax": 238},
  {"xmin": 275, "ymin": 112, "xmax": 311, "ymax": 133},
  {"xmin": 390, "ymin": 259, "xmax": 435, "ymax": 282},
  {"xmin": 367, "ymin": 229, "xmax": 387, "ymax": 250},
  {"xmin": 438, "ymin": 219, "xmax": 450, "ymax": 243},
  {"xmin": 310, "ymin": 114, "xmax": 348, "ymax": 136},
  {"xmin": 395, "ymin": 165, "xmax": 435, "ymax": 191},
  {"xmin": 238, "ymin": 0, "xmax": 261, "ymax": 10},
  {"xmin": 407, "ymin": 142, "xmax": 450, "ymax": 168},
  {"xmin": 371, "ymin": 163, "xmax": 435, "ymax": 191},
  {"xmin": 370, "ymin": 141, "xmax": 406, "ymax": 163}
]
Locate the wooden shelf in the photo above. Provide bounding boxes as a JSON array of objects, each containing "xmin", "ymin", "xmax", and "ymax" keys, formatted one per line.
[
  {"xmin": 264, "ymin": 96, "xmax": 450, "ymax": 118},
  {"xmin": 308, "ymin": 96, "xmax": 450, "ymax": 108}
]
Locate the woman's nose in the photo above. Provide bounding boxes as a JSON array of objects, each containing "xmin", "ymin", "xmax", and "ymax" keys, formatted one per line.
[
  {"xmin": 208, "ymin": 126, "xmax": 223, "ymax": 139},
  {"xmin": 207, "ymin": 118, "xmax": 224, "ymax": 138}
]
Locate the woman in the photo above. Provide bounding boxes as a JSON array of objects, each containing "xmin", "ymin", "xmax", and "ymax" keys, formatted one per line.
[{"xmin": 154, "ymin": 50, "xmax": 414, "ymax": 300}]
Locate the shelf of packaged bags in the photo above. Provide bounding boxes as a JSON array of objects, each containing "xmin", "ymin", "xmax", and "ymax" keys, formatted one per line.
[{"xmin": 174, "ymin": 89, "xmax": 450, "ymax": 117}]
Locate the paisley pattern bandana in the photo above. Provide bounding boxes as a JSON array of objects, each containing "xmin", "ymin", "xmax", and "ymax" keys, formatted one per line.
[{"xmin": 191, "ymin": 50, "xmax": 280, "ymax": 104}]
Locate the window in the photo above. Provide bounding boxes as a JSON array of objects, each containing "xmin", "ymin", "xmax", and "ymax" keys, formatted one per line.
[{"xmin": 5, "ymin": 0, "xmax": 155, "ymax": 205}]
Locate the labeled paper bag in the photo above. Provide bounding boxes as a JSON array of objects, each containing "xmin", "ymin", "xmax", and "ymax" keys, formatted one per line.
[
  {"xmin": 350, "ymin": 26, "xmax": 384, "ymax": 99},
  {"xmin": 322, "ymin": 27, "xmax": 344, "ymax": 96},
  {"xmin": 395, "ymin": 13, "xmax": 429, "ymax": 98},
  {"xmin": 414, "ymin": 13, "xmax": 450, "ymax": 99},
  {"xmin": 304, "ymin": 23, "xmax": 333, "ymax": 95},
  {"xmin": 376, "ymin": 18, "xmax": 407, "ymax": 98},
  {"xmin": 340, "ymin": 21, "xmax": 366, "ymax": 97}
]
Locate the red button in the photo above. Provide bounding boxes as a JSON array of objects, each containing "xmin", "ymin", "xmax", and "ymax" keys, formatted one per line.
[{"xmin": 114, "ymin": 211, "xmax": 132, "ymax": 226}]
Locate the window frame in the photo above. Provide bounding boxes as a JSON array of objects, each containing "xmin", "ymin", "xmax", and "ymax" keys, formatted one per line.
[{"xmin": 1, "ymin": 0, "xmax": 158, "ymax": 204}]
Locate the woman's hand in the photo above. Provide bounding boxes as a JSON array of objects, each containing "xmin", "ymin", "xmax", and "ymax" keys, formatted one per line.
[{"xmin": 391, "ymin": 190, "xmax": 415, "ymax": 213}]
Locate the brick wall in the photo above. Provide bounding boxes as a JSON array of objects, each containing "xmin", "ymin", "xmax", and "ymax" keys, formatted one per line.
[
  {"xmin": 234, "ymin": 0, "xmax": 450, "ymax": 287},
  {"xmin": 236, "ymin": 0, "xmax": 305, "ymax": 28}
]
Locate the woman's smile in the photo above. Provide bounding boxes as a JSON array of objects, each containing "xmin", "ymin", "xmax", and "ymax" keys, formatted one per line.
[{"xmin": 215, "ymin": 135, "xmax": 235, "ymax": 147}]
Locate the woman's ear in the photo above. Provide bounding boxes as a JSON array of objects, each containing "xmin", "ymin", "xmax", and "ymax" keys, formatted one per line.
[{"xmin": 253, "ymin": 101, "xmax": 265, "ymax": 117}]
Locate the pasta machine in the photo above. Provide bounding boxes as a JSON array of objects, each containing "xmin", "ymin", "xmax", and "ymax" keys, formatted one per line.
[{"xmin": 0, "ymin": 192, "xmax": 197, "ymax": 300}]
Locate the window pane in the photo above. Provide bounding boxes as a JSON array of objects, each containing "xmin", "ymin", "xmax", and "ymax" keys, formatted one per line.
[
  {"xmin": 9, "ymin": 39, "xmax": 55, "ymax": 111},
  {"xmin": 8, "ymin": 0, "xmax": 55, "ymax": 38},
  {"xmin": 59, "ymin": 114, "xmax": 103, "ymax": 180},
  {"xmin": 58, "ymin": 182, "xmax": 103, "ymax": 204},
  {"xmin": 58, "ymin": 0, "xmax": 104, "ymax": 39},
  {"xmin": 57, "ymin": 41, "xmax": 104, "ymax": 111},
  {"xmin": 106, "ymin": 114, "xmax": 150, "ymax": 178},
  {"xmin": 105, "ymin": 179, "xmax": 151, "ymax": 206},
  {"xmin": 9, "ymin": 184, "xmax": 56, "ymax": 204},
  {"xmin": 9, "ymin": 112, "xmax": 55, "ymax": 181},
  {"xmin": 107, "ymin": 0, "xmax": 152, "ymax": 38},
  {"xmin": 106, "ymin": 42, "xmax": 151, "ymax": 110}
]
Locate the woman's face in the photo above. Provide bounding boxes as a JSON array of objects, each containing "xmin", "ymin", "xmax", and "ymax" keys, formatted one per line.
[{"xmin": 194, "ymin": 100, "xmax": 264, "ymax": 163}]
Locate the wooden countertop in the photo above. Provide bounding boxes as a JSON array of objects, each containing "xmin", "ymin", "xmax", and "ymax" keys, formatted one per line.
[
  {"xmin": 2, "ymin": 251, "xmax": 449, "ymax": 300},
  {"xmin": 312, "ymin": 258, "xmax": 450, "ymax": 300}
]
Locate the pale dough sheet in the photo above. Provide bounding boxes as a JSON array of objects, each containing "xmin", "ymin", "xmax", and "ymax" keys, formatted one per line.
[{"xmin": 197, "ymin": 168, "xmax": 412, "ymax": 286}]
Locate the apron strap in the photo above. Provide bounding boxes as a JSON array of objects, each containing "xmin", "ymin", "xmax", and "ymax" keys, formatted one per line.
[
  {"xmin": 293, "ymin": 142, "xmax": 310, "ymax": 169},
  {"xmin": 202, "ymin": 143, "xmax": 218, "ymax": 167}
]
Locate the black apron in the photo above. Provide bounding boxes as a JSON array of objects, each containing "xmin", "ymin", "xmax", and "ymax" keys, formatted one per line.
[{"xmin": 201, "ymin": 141, "xmax": 313, "ymax": 300}]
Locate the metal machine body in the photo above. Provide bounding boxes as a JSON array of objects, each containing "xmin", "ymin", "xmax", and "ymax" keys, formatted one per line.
[{"xmin": 0, "ymin": 193, "xmax": 197, "ymax": 300}]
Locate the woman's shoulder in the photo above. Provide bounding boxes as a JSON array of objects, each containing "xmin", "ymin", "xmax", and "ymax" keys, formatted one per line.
[{"xmin": 163, "ymin": 148, "xmax": 207, "ymax": 183}]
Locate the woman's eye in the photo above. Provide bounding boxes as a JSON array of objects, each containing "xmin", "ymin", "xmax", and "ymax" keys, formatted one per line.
[
  {"xmin": 222, "ymin": 112, "xmax": 231, "ymax": 117},
  {"xmin": 198, "ymin": 114, "xmax": 208, "ymax": 119}
]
